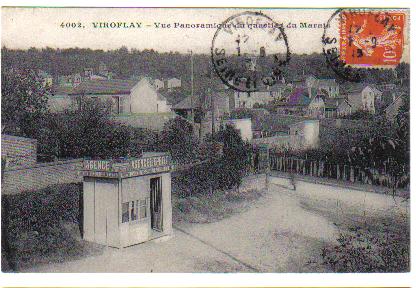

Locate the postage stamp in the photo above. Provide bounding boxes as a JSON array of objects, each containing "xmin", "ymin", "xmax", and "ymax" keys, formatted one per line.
[
  {"xmin": 322, "ymin": 8, "xmax": 408, "ymax": 82},
  {"xmin": 339, "ymin": 11, "xmax": 405, "ymax": 67}
]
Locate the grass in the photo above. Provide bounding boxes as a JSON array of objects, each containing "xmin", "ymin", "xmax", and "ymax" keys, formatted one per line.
[
  {"xmin": 321, "ymin": 216, "xmax": 409, "ymax": 272},
  {"xmin": 1, "ymin": 183, "xmax": 104, "ymax": 272},
  {"xmin": 172, "ymin": 187, "xmax": 265, "ymax": 224},
  {"xmin": 299, "ymin": 194, "xmax": 410, "ymax": 272}
]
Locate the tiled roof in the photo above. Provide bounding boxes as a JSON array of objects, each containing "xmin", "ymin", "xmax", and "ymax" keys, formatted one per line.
[
  {"xmin": 172, "ymin": 95, "xmax": 201, "ymax": 109},
  {"xmin": 342, "ymin": 83, "xmax": 380, "ymax": 94},
  {"xmin": 275, "ymin": 88, "xmax": 310, "ymax": 106},
  {"xmin": 70, "ymin": 79, "xmax": 138, "ymax": 95},
  {"xmin": 252, "ymin": 114, "xmax": 308, "ymax": 133}
]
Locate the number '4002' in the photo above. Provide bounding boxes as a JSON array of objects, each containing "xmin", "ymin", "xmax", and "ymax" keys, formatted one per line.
[{"xmin": 60, "ymin": 22, "xmax": 84, "ymax": 28}]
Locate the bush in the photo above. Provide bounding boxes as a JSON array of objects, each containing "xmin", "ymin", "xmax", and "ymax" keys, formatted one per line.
[
  {"xmin": 158, "ymin": 117, "xmax": 198, "ymax": 162},
  {"xmin": 36, "ymin": 99, "xmax": 158, "ymax": 160},
  {"xmin": 172, "ymin": 162, "xmax": 216, "ymax": 198},
  {"xmin": 322, "ymin": 222, "xmax": 410, "ymax": 272},
  {"xmin": 1, "ymin": 183, "xmax": 97, "ymax": 271},
  {"xmin": 172, "ymin": 125, "xmax": 252, "ymax": 198}
]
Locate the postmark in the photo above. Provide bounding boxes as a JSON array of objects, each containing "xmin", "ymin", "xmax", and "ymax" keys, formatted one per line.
[
  {"xmin": 211, "ymin": 11, "xmax": 290, "ymax": 92},
  {"xmin": 322, "ymin": 9, "xmax": 406, "ymax": 82}
]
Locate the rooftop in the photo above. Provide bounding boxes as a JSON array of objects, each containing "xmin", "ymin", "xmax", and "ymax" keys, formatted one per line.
[
  {"xmin": 274, "ymin": 88, "xmax": 311, "ymax": 107},
  {"xmin": 171, "ymin": 95, "xmax": 201, "ymax": 110},
  {"xmin": 70, "ymin": 79, "xmax": 138, "ymax": 95}
]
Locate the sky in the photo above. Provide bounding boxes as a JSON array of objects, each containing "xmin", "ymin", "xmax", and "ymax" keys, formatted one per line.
[{"xmin": 1, "ymin": 7, "xmax": 410, "ymax": 62}]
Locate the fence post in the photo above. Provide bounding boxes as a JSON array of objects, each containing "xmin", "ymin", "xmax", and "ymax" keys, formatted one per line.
[
  {"xmin": 310, "ymin": 162, "xmax": 313, "ymax": 176},
  {"xmin": 318, "ymin": 161, "xmax": 321, "ymax": 177},
  {"xmin": 336, "ymin": 164, "xmax": 340, "ymax": 180}
]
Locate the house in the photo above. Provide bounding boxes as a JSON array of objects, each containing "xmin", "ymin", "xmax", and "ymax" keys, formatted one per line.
[
  {"xmin": 308, "ymin": 94, "xmax": 344, "ymax": 118},
  {"xmin": 171, "ymin": 95, "xmax": 201, "ymax": 121},
  {"xmin": 305, "ymin": 75, "xmax": 339, "ymax": 98},
  {"xmin": 84, "ymin": 68, "xmax": 94, "ymax": 79},
  {"xmin": 166, "ymin": 77, "xmax": 181, "ymax": 89},
  {"xmin": 273, "ymin": 87, "xmax": 310, "ymax": 115},
  {"xmin": 288, "ymin": 120, "xmax": 320, "ymax": 149},
  {"xmin": 375, "ymin": 84, "xmax": 402, "ymax": 112},
  {"xmin": 154, "ymin": 79, "xmax": 165, "ymax": 90},
  {"xmin": 172, "ymin": 89, "xmax": 233, "ymax": 122},
  {"xmin": 222, "ymin": 118, "xmax": 253, "ymax": 141},
  {"xmin": 73, "ymin": 73, "xmax": 82, "ymax": 86},
  {"xmin": 69, "ymin": 77, "xmax": 171, "ymax": 114},
  {"xmin": 337, "ymin": 98, "xmax": 353, "ymax": 117},
  {"xmin": 341, "ymin": 84, "xmax": 380, "ymax": 115},
  {"xmin": 234, "ymin": 84, "xmax": 287, "ymax": 108},
  {"xmin": 202, "ymin": 89, "xmax": 234, "ymax": 119},
  {"xmin": 38, "ymin": 70, "xmax": 53, "ymax": 87},
  {"xmin": 252, "ymin": 118, "xmax": 320, "ymax": 150},
  {"xmin": 90, "ymin": 74, "xmax": 107, "ymax": 80}
]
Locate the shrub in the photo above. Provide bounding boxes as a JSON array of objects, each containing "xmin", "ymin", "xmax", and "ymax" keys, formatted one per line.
[
  {"xmin": 1, "ymin": 183, "xmax": 88, "ymax": 271},
  {"xmin": 158, "ymin": 117, "xmax": 198, "ymax": 162},
  {"xmin": 36, "ymin": 99, "xmax": 158, "ymax": 160},
  {"xmin": 322, "ymin": 222, "xmax": 410, "ymax": 272}
]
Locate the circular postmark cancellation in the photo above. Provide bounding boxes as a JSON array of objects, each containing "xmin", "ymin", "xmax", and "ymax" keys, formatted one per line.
[
  {"xmin": 211, "ymin": 11, "xmax": 290, "ymax": 92},
  {"xmin": 322, "ymin": 8, "xmax": 406, "ymax": 82}
]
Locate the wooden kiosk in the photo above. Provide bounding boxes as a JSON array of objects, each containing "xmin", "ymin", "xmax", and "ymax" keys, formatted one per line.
[{"xmin": 81, "ymin": 152, "xmax": 172, "ymax": 248}]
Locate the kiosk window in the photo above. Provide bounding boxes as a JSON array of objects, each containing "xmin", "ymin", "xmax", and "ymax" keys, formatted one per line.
[
  {"xmin": 131, "ymin": 201, "xmax": 137, "ymax": 221},
  {"xmin": 122, "ymin": 202, "xmax": 129, "ymax": 223},
  {"xmin": 139, "ymin": 199, "xmax": 147, "ymax": 219}
]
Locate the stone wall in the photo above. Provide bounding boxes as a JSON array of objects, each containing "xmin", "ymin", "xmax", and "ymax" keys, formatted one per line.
[
  {"xmin": 2, "ymin": 159, "xmax": 83, "ymax": 195},
  {"xmin": 1, "ymin": 134, "xmax": 37, "ymax": 168}
]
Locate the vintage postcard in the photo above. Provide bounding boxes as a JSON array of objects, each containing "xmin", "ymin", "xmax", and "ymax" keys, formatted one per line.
[{"xmin": 0, "ymin": 6, "xmax": 411, "ymax": 275}]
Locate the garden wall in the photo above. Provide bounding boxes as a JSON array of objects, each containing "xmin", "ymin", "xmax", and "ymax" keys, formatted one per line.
[{"xmin": 2, "ymin": 159, "xmax": 83, "ymax": 195}]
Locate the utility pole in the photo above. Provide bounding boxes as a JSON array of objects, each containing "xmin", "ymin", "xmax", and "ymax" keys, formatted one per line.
[
  {"xmin": 210, "ymin": 87, "xmax": 215, "ymax": 135},
  {"xmin": 190, "ymin": 49, "xmax": 194, "ymax": 122}
]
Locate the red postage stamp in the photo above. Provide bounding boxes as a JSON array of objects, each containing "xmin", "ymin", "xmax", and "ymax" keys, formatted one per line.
[{"xmin": 339, "ymin": 11, "xmax": 405, "ymax": 67}]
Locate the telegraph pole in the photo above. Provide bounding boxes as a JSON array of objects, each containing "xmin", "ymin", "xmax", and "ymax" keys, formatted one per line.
[
  {"xmin": 190, "ymin": 50, "xmax": 194, "ymax": 122},
  {"xmin": 210, "ymin": 87, "xmax": 215, "ymax": 135}
]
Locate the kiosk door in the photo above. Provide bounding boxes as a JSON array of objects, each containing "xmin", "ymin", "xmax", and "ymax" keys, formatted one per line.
[
  {"xmin": 150, "ymin": 177, "xmax": 163, "ymax": 231},
  {"xmin": 94, "ymin": 179, "xmax": 118, "ymax": 246}
]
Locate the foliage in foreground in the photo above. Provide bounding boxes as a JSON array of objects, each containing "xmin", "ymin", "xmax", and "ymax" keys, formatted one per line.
[
  {"xmin": 322, "ymin": 221, "xmax": 410, "ymax": 272},
  {"xmin": 1, "ymin": 184, "xmax": 102, "ymax": 271}
]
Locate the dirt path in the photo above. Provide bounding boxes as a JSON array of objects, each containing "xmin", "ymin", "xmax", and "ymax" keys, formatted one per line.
[{"xmin": 22, "ymin": 177, "xmax": 407, "ymax": 273}]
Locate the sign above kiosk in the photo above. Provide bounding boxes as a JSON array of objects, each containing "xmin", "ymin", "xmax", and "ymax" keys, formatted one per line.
[{"xmin": 82, "ymin": 154, "xmax": 171, "ymax": 178}]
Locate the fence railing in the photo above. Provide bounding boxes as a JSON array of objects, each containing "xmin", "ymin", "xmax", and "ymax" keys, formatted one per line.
[{"xmin": 269, "ymin": 155, "xmax": 403, "ymax": 188}]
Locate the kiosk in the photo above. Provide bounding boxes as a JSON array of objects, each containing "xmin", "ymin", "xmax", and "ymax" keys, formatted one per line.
[{"xmin": 81, "ymin": 152, "xmax": 172, "ymax": 248}]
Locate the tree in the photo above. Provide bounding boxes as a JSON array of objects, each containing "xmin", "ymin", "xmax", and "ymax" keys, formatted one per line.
[
  {"xmin": 348, "ymin": 113, "xmax": 409, "ymax": 196},
  {"xmin": 158, "ymin": 117, "xmax": 198, "ymax": 162},
  {"xmin": 36, "ymin": 98, "xmax": 157, "ymax": 160},
  {"xmin": 213, "ymin": 124, "xmax": 252, "ymax": 189},
  {"xmin": 1, "ymin": 68, "xmax": 49, "ymax": 137}
]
